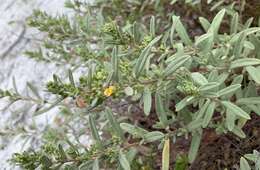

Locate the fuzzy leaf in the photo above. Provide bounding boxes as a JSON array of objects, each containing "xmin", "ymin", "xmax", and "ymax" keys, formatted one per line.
[
  {"xmin": 119, "ymin": 150, "xmax": 131, "ymax": 170},
  {"xmin": 222, "ymin": 101, "xmax": 251, "ymax": 120},
  {"xmin": 172, "ymin": 16, "xmax": 192, "ymax": 45},
  {"xmin": 143, "ymin": 131, "xmax": 165, "ymax": 143},
  {"xmin": 217, "ymin": 84, "xmax": 241, "ymax": 97},
  {"xmin": 188, "ymin": 131, "xmax": 202, "ymax": 163},
  {"xmin": 162, "ymin": 138, "xmax": 170, "ymax": 170},
  {"xmin": 230, "ymin": 58, "xmax": 260, "ymax": 69},
  {"xmin": 143, "ymin": 88, "xmax": 152, "ymax": 116},
  {"xmin": 240, "ymin": 157, "xmax": 251, "ymax": 170},
  {"xmin": 202, "ymin": 101, "xmax": 216, "ymax": 128},
  {"xmin": 246, "ymin": 66, "xmax": 260, "ymax": 84}
]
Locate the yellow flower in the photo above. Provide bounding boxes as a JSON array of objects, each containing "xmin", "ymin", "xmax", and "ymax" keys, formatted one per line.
[{"xmin": 104, "ymin": 86, "xmax": 116, "ymax": 97}]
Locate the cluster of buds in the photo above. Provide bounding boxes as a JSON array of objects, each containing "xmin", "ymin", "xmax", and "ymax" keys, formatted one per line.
[
  {"xmin": 47, "ymin": 81, "xmax": 79, "ymax": 98},
  {"xmin": 177, "ymin": 80, "xmax": 199, "ymax": 96}
]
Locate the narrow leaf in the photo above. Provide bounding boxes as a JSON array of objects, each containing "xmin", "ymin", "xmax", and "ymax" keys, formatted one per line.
[
  {"xmin": 162, "ymin": 138, "xmax": 170, "ymax": 170},
  {"xmin": 202, "ymin": 101, "xmax": 216, "ymax": 128},
  {"xmin": 222, "ymin": 101, "xmax": 251, "ymax": 119},
  {"xmin": 143, "ymin": 88, "xmax": 152, "ymax": 116},
  {"xmin": 188, "ymin": 131, "xmax": 202, "ymax": 163},
  {"xmin": 172, "ymin": 16, "xmax": 192, "ymax": 45},
  {"xmin": 217, "ymin": 84, "xmax": 241, "ymax": 97},
  {"xmin": 119, "ymin": 150, "xmax": 131, "ymax": 170}
]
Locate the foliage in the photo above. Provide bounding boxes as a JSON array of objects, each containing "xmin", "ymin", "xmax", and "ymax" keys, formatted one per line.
[{"xmin": 1, "ymin": 0, "xmax": 260, "ymax": 169}]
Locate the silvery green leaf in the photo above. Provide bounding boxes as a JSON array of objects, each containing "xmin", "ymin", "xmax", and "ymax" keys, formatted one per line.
[
  {"xmin": 222, "ymin": 101, "xmax": 251, "ymax": 120},
  {"xmin": 172, "ymin": 16, "xmax": 192, "ymax": 45},
  {"xmin": 162, "ymin": 138, "xmax": 170, "ymax": 170},
  {"xmin": 233, "ymin": 122, "xmax": 246, "ymax": 137},
  {"xmin": 246, "ymin": 66, "xmax": 260, "ymax": 84},
  {"xmin": 134, "ymin": 35, "xmax": 162, "ymax": 78},
  {"xmin": 89, "ymin": 115, "xmax": 102, "ymax": 146},
  {"xmin": 244, "ymin": 153, "xmax": 257, "ymax": 162},
  {"xmin": 196, "ymin": 99, "xmax": 211, "ymax": 120},
  {"xmin": 188, "ymin": 130, "xmax": 202, "ymax": 163},
  {"xmin": 199, "ymin": 82, "xmax": 220, "ymax": 92},
  {"xmin": 176, "ymin": 96, "xmax": 195, "ymax": 112},
  {"xmin": 202, "ymin": 101, "xmax": 216, "ymax": 128},
  {"xmin": 233, "ymin": 32, "xmax": 246, "ymax": 58},
  {"xmin": 191, "ymin": 72, "xmax": 208, "ymax": 86},
  {"xmin": 226, "ymin": 108, "xmax": 236, "ymax": 131},
  {"xmin": 240, "ymin": 157, "xmax": 251, "ymax": 170},
  {"xmin": 195, "ymin": 31, "xmax": 214, "ymax": 53},
  {"xmin": 143, "ymin": 88, "xmax": 152, "ymax": 116},
  {"xmin": 112, "ymin": 47, "xmax": 119, "ymax": 81},
  {"xmin": 120, "ymin": 123, "xmax": 148, "ymax": 137},
  {"xmin": 208, "ymin": 9, "xmax": 225, "ymax": 38},
  {"xmin": 155, "ymin": 93, "xmax": 168, "ymax": 125},
  {"xmin": 199, "ymin": 17, "xmax": 210, "ymax": 32},
  {"xmin": 150, "ymin": 16, "xmax": 155, "ymax": 37},
  {"xmin": 143, "ymin": 131, "xmax": 165, "ymax": 143},
  {"xmin": 119, "ymin": 150, "xmax": 131, "ymax": 170},
  {"xmin": 92, "ymin": 159, "xmax": 99, "ymax": 170},
  {"xmin": 163, "ymin": 55, "xmax": 191, "ymax": 77},
  {"xmin": 217, "ymin": 84, "xmax": 241, "ymax": 97},
  {"xmin": 237, "ymin": 97, "xmax": 260, "ymax": 105},
  {"xmin": 27, "ymin": 82, "xmax": 41, "ymax": 100},
  {"xmin": 230, "ymin": 58, "xmax": 260, "ymax": 69},
  {"xmin": 230, "ymin": 12, "xmax": 239, "ymax": 34},
  {"xmin": 210, "ymin": 0, "xmax": 224, "ymax": 11},
  {"xmin": 105, "ymin": 108, "xmax": 124, "ymax": 139}
]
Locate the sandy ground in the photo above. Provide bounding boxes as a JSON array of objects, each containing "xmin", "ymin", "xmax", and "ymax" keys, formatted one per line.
[{"xmin": 0, "ymin": 0, "xmax": 67, "ymax": 169}]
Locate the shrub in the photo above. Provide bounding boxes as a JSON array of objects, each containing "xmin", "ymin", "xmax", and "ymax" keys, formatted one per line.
[{"xmin": 1, "ymin": 0, "xmax": 260, "ymax": 169}]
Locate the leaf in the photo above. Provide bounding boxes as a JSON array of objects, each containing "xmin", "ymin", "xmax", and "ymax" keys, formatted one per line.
[
  {"xmin": 176, "ymin": 96, "xmax": 195, "ymax": 112},
  {"xmin": 105, "ymin": 108, "xmax": 124, "ymax": 139},
  {"xmin": 221, "ymin": 101, "xmax": 251, "ymax": 120},
  {"xmin": 237, "ymin": 97, "xmax": 260, "ymax": 105},
  {"xmin": 163, "ymin": 55, "xmax": 191, "ymax": 77},
  {"xmin": 92, "ymin": 159, "xmax": 99, "ymax": 170},
  {"xmin": 191, "ymin": 72, "xmax": 208, "ymax": 86},
  {"xmin": 240, "ymin": 157, "xmax": 251, "ymax": 170},
  {"xmin": 150, "ymin": 16, "xmax": 156, "ymax": 37},
  {"xmin": 208, "ymin": 9, "xmax": 225, "ymax": 39},
  {"xmin": 195, "ymin": 31, "xmax": 214, "ymax": 53},
  {"xmin": 172, "ymin": 16, "xmax": 192, "ymax": 45},
  {"xmin": 34, "ymin": 98, "xmax": 63, "ymax": 116},
  {"xmin": 27, "ymin": 82, "xmax": 41, "ymax": 99},
  {"xmin": 143, "ymin": 131, "xmax": 165, "ymax": 143},
  {"xmin": 68, "ymin": 69, "xmax": 75, "ymax": 87},
  {"xmin": 134, "ymin": 36, "xmax": 162, "ymax": 78},
  {"xmin": 246, "ymin": 66, "xmax": 260, "ymax": 84},
  {"xmin": 202, "ymin": 101, "xmax": 216, "ymax": 128},
  {"xmin": 143, "ymin": 88, "xmax": 152, "ymax": 116},
  {"xmin": 226, "ymin": 108, "xmax": 236, "ymax": 131},
  {"xmin": 199, "ymin": 82, "xmax": 220, "ymax": 92},
  {"xmin": 119, "ymin": 150, "xmax": 131, "ymax": 170},
  {"xmin": 162, "ymin": 138, "xmax": 170, "ymax": 170},
  {"xmin": 230, "ymin": 12, "xmax": 239, "ymax": 34},
  {"xmin": 199, "ymin": 17, "xmax": 210, "ymax": 32},
  {"xmin": 233, "ymin": 32, "xmax": 246, "ymax": 58},
  {"xmin": 111, "ymin": 47, "xmax": 119, "ymax": 82},
  {"xmin": 217, "ymin": 84, "xmax": 241, "ymax": 97},
  {"xmin": 120, "ymin": 123, "xmax": 148, "ymax": 138},
  {"xmin": 155, "ymin": 93, "xmax": 168, "ymax": 125},
  {"xmin": 89, "ymin": 115, "xmax": 102, "ymax": 146},
  {"xmin": 188, "ymin": 130, "xmax": 202, "ymax": 163},
  {"xmin": 230, "ymin": 58, "xmax": 260, "ymax": 69},
  {"xmin": 196, "ymin": 99, "xmax": 211, "ymax": 120}
]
